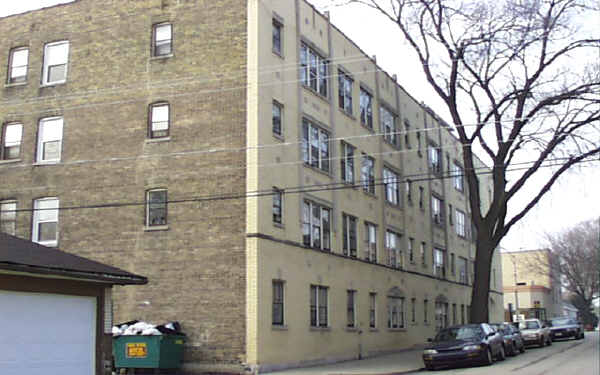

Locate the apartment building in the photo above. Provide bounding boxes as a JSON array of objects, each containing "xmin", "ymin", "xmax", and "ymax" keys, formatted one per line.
[{"xmin": 0, "ymin": 0, "xmax": 502, "ymax": 373}]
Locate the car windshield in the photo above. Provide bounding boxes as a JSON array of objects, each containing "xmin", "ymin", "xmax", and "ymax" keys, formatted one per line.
[
  {"xmin": 435, "ymin": 326, "xmax": 484, "ymax": 341},
  {"xmin": 519, "ymin": 321, "xmax": 540, "ymax": 329},
  {"xmin": 550, "ymin": 318, "xmax": 574, "ymax": 326}
]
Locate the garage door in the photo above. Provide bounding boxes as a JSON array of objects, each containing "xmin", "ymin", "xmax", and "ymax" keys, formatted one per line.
[{"xmin": 0, "ymin": 290, "xmax": 96, "ymax": 375}]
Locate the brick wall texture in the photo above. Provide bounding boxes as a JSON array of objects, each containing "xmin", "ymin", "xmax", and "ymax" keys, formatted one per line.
[{"xmin": 0, "ymin": 0, "xmax": 248, "ymax": 367}]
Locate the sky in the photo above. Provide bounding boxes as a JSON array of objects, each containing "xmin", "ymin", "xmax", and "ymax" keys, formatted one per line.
[{"xmin": 1, "ymin": 0, "xmax": 598, "ymax": 251}]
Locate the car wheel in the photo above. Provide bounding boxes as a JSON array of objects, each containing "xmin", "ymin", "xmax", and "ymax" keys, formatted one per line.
[
  {"xmin": 547, "ymin": 336, "xmax": 552, "ymax": 346},
  {"xmin": 539, "ymin": 337, "xmax": 545, "ymax": 347},
  {"xmin": 580, "ymin": 332, "xmax": 585, "ymax": 339},
  {"xmin": 497, "ymin": 345, "xmax": 506, "ymax": 361},
  {"xmin": 519, "ymin": 342, "xmax": 526, "ymax": 353},
  {"xmin": 425, "ymin": 363, "xmax": 435, "ymax": 371},
  {"xmin": 484, "ymin": 348, "xmax": 494, "ymax": 366},
  {"xmin": 509, "ymin": 342, "xmax": 517, "ymax": 356}
]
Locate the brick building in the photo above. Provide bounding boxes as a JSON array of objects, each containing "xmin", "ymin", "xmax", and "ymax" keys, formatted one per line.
[{"xmin": 0, "ymin": 0, "xmax": 502, "ymax": 373}]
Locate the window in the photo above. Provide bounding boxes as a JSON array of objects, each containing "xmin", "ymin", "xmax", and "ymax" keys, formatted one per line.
[
  {"xmin": 388, "ymin": 296, "xmax": 405, "ymax": 329},
  {"xmin": 361, "ymin": 154, "xmax": 375, "ymax": 194},
  {"xmin": 405, "ymin": 180, "xmax": 412, "ymax": 205},
  {"xmin": 428, "ymin": 143, "xmax": 441, "ymax": 174},
  {"xmin": 272, "ymin": 280, "xmax": 284, "ymax": 326},
  {"xmin": 461, "ymin": 304, "xmax": 465, "ymax": 324},
  {"xmin": 272, "ymin": 19, "xmax": 282, "ymax": 56},
  {"xmin": 408, "ymin": 237, "xmax": 414, "ymax": 263},
  {"xmin": 359, "ymin": 88, "xmax": 373, "ymax": 128},
  {"xmin": 272, "ymin": 188, "xmax": 283, "ymax": 224},
  {"xmin": 272, "ymin": 101, "xmax": 283, "ymax": 136},
  {"xmin": 449, "ymin": 204, "xmax": 454, "ymax": 225},
  {"xmin": 435, "ymin": 301, "xmax": 449, "ymax": 331},
  {"xmin": 301, "ymin": 118, "xmax": 330, "ymax": 172},
  {"xmin": 404, "ymin": 120, "xmax": 411, "ymax": 149},
  {"xmin": 2, "ymin": 123, "xmax": 23, "ymax": 160},
  {"xmin": 32, "ymin": 197, "xmax": 59, "ymax": 246},
  {"xmin": 386, "ymin": 230, "xmax": 402, "ymax": 269},
  {"xmin": 37, "ymin": 117, "xmax": 63, "ymax": 163},
  {"xmin": 421, "ymin": 242, "xmax": 426, "ymax": 265},
  {"xmin": 341, "ymin": 142, "xmax": 355, "ymax": 183},
  {"xmin": 411, "ymin": 298, "xmax": 416, "ymax": 323},
  {"xmin": 418, "ymin": 186, "xmax": 424, "ymax": 210},
  {"xmin": 450, "ymin": 253, "xmax": 455, "ymax": 275},
  {"xmin": 369, "ymin": 293, "xmax": 377, "ymax": 328},
  {"xmin": 342, "ymin": 213, "xmax": 357, "ymax": 257},
  {"xmin": 300, "ymin": 43, "xmax": 328, "ymax": 97},
  {"xmin": 7, "ymin": 47, "xmax": 28, "ymax": 84},
  {"xmin": 456, "ymin": 209, "xmax": 466, "ymax": 237},
  {"xmin": 416, "ymin": 131, "xmax": 422, "ymax": 156},
  {"xmin": 310, "ymin": 285, "xmax": 328, "ymax": 327},
  {"xmin": 459, "ymin": 257, "xmax": 468, "ymax": 284},
  {"xmin": 0, "ymin": 201, "xmax": 17, "ymax": 235},
  {"xmin": 452, "ymin": 303, "xmax": 457, "ymax": 325},
  {"xmin": 380, "ymin": 106, "xmax": 397, "ymax": 146},
  {"xmin": 453, "ymin": 163, "xmax": 464, "ymax": 191},
  {"xmin": 347, "ymin": 290, "xmax": 356, "ymax": 328},
  {"xmin": 302, "ymin": 200, "xmax": 331, "ymax": 251},
  {"xmin": 383, "ymin": 167, "xmax": 400, "ymax": 205},
  {"xmin": 146, "ymin": 189, "xmax": 167, "ymax": 226},
  {"xmin": 42, "ymin": 41, "xmax": 69, "ymax": 85},
  {"xmin": 149, "ymin": 102, "xmax": 170, "ymax": 139},
  {"xmin": 431, "ymin": 195, "xmax": 443, "ymax": 225},
  {"xmin": 153, "ymin": 23, "xmax": 172, "ymax": 57},
  {"xmin": 433, "ymin": 248, "xmax": 446, "ymax": 278},
  {"xmin": 364, "ymin": 222, "xmax": 377, "ymax": 262},
  {"xmin": 424, "ymin": 299, "xmax": 429, "ymax": 323},
  {"xmin": 338, "ymin": 70, "xmax": 353, "ymax": 114}
]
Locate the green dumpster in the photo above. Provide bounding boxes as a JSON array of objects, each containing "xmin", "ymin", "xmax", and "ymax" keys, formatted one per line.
[{"xmin": 113, "ymin": 335, "xmax": 185, "ymax": 370}]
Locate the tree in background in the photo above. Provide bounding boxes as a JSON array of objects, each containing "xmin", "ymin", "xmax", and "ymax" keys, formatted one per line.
[{"xmin": 342, "ymin": 0, "xmax": 600, "ymax": 321}]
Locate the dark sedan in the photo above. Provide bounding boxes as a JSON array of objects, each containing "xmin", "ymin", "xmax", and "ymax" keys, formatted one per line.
[
  {"xmin": 549, "ymin": 317, "xmax": 585, "ymax": 340},
  {"xmin": 422, "ymin": 324, "xmax": 505, "ymax": 371},
  {"xmin": 490, "ymin": 323, "xmax": 526, "ymax": 356}
]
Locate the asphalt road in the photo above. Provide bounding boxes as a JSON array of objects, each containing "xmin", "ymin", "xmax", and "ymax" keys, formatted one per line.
[{"xmin": 414, "ymin": 331, "xmax": 599, "ymax": 374}]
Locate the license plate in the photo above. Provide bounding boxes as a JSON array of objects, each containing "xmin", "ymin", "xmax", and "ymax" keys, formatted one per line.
[{"xmin": 556, "ymin": 332, "xmax": 562, "ymax": 336}]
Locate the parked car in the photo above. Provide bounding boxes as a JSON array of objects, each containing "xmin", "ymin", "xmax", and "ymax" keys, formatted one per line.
[
  {"xmin": 519, "ymin": 319, "xmax": 552, "ymax": 347},
  {"xmin": 548, "ymin": 317, "xmax": 584, "ymax": 340},
  {"xmin": 490, "ymin": 323, "xmax": 526, "ymax": 356},
  {"xmin": 422, "ymin": 324, "xmax": 505, "ymax": 370}
]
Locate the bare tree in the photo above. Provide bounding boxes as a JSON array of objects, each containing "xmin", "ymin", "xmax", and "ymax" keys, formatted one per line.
[{"xmin": 337, "ymin": 0, "xmax": 600, "ymax": 321}]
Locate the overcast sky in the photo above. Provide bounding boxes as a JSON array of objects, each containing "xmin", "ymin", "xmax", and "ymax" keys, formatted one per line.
[{"xmin": 1, "ymin": 0, "xmax": 598, "ymax": 251}]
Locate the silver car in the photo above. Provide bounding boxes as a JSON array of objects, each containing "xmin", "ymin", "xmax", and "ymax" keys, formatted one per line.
[{"xmin": 519, "ymin": 319, "xmax": 552, "ymax": 347}]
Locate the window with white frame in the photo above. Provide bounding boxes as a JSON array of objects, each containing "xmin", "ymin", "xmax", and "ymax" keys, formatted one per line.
[
  {"xmin": 149, "ymin": 102, "xmax": 170, "ymax": 138},
  {"xmin": 146, "ymin": 189, "xmax": 167, "ymax": 226},
  {"xmin": 152, "ymin": 23, "xmax": 172, "ymax": 57},
  {"xmin": 32, "ymin": 197, "xmax": 59, "ymax": 246},
  {"xmin": 458, "ymin": 257, "xmax": 468, "ymax": 284},
  {"xmin": 272, "ymin": 19, "xmax": 283, "ymax": 56},
  {"xmin": 272, "ymin": 280, "xmax": 284, "ymax": 326},
  {"xmin": 380, "ymin": 106, "xmax": 398, "ymax": 146},
  {"xmin": 341, "ymin": 141, "xmax": 355, "ymax": 183},
  {"xmin": 364, "ymin": 222, "xmax": 377, "ymax": 262},
  {"xmin": 338, "ymin": 70, "xmax": 353, "ymax": 114},
  {"xmin": 361, "ymin": 154, "xmax": 375, "ymax": 194},
  {"xmin": 301, "ymin": 118, "xmax": 330, "ymax": 172},
  {"xmin": 310, "ymin": 285, "xmax": 328, "ymax": 327},
  {"xmin": 386, "ymin": 230, "xmax": 402, "ymax": 269},
  {"xmin": 347, "ymin": 290, "xmax": 356, "ymax": 328},
  {"xmin": 2, "ymin": 123, "xmax": 23, "ymax": 160},
  {"xmin": 435, "ymin": 301, "xmax": 449, "ymax": 331},
  {"xmin": 433, "ymin": 247, "xmax": 446, "ymax": 278},
  {"xmin": 37, "ymin": 117, "xmax": 63, "ymax": 163},
  {"xmin": 388, "ymin": 296, "xmax": 405, "ymax": 329},
  {"xmin": 272, "ymin": 188, "xmax": 283, "ymax": 225},
  {"xmin": 302, "ymin": 200, "xmax": 331, "ymax": 251},
  {"xmin": 42, "ymin": 41, "xmax": 69, "ymax": 85},
  {"xmin": 456, "ymin": 209, "xmax": 466, "ymax": 237},
  {"xmin": 369, "ymin": 292, "xmax": 377, "ymax": 328},
  {"xmin": 431, "ymin": 195, "xmax": 443, "ymax": 225},
  {"xmin": 453, "ymin": 162, "xmax": 464, "ymax": 191},
  {"xmin": 272, "ymin": 100, "xmax": 283, "ymax": 136},
  {"xmin": 300, "ymin": 43, "xmax": 328, "ymax": 97},
  {"xmin": 342, "ymin": 213, "xmax": 358, "ymax": 257},
  {"xmin": 428, "ymin": 143, "xmax": 441, "ymax": 174},
  {"xmin": 360, "ymin": 88, "xmax": 373, "ymax": 128},
  {"xmin": 0, "ymin": 201, "xmax": 17, "ymax": 235},
  {"xmin": 7, "ymin": 47, "xmax": 28, "ymax": 84},
  {"xmin": 383, "ymin": 167, "xmax": 400, "ymax": 205}
]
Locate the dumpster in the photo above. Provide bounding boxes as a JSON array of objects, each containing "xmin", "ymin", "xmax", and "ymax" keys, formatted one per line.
[{"xmin": 113, "ymin": 334, "xmax": 185, "ymax": 371}]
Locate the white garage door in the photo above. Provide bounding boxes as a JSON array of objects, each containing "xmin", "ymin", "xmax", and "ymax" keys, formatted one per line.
[{"xmin": 0, "ymin": 290, "xmax": 96, "ymax": 375}]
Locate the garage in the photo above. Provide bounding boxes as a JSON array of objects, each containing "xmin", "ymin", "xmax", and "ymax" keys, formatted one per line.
[{"xmin": 0, "ymin": 233, "xmax": 147, "ymax": 375}]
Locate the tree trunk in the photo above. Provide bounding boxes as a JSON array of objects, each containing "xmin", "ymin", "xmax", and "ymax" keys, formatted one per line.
[{"xmin": 470, "ymin": 232, "xmax": 495, "ymax": 323}]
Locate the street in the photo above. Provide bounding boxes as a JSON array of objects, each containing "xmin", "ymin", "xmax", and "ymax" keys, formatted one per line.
[{"xmin": 413, "ymin": 331, "xmax": 599, "ymax": 375}]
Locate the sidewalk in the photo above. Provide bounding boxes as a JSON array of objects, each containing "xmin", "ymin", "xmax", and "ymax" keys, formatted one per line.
[{"xmin": 265, "ymin": 347, "xmax": 424, "ymax": 375}]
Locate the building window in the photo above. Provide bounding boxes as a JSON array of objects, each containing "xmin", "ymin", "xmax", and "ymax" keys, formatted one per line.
[
  {"xmin": 272, "ymin": 188, "xmax": 283, "ymax": 225},
  {"xmin": 424, "ymin": 299, "xmax": 429, "ymax": 323},
  {"xmin": 37, "ymin": 117, "xmax": 63, "ymax": 163},
  {"xmin": 418, "ymin": 186, "xmax": 424, "ymax": 210},
  {"xmin": 369, "ymin": 292, "xmax": 377, "ymax": 328},
  {"xmin": 0, "ymin": 201, "xmax": 17, "ymax": 235},
  {"xmin": 459, "ymin": 257, "xmax": 468, "ymax": 284},
  {"xmin": 301, "ymin": 118, "xmax": 330, "ymax": 172},
  {"xmin": 408, "ymin": 237, "xmax": 414, "ymax": 263},
  {"xmin": 302, "ymin": 200, "xmax": 330, "ymax": 251},
  {"xmin": 450, "ymin": 253, "xmax": 455, "ymax": 275},
  {"xmin": 342, "ymin": 213, "xmax": 358, "ymax": 257},
  {"xmin": 364, "ymin": 222, "xmax": 377, "ymax": 262},
  {"xmin": 359, "ymin": 88, "xmax": 373, "ymax": 128},
  {"xmin": 456, "ymin": 209, "xmax": 466, "ymax": 237},
  {"xmin": 272, "ymin": 280, "xmax": 284, "ymax": 326},
  {"xmin": 386, "ymin": 230, "xmax": 402, "ymax": 269},
  {"xmin": 361, "ymin": 154, "xmax": 375, "ymax": 194},
  {"xmin": 347, "ymin": 290, "xmax": 356, "ymax": 328},
  {"xmin": 338, "ymin": 70, "xmax": 353, "ymax": 114},
  {"xmin": 461, "ymin": 304, "xmax": 465, "ymax": 324},
  {"xmin": 310, "ymin": 285, "xmax": 328, "ymax": 327},
  {"xmin": 404, "ymin": 120, "xmax": 411, "ymax": 149},
  {"xmin": 300, "ymin": 43, "xmax": 328, "ymax": 97},
  {"xmin": 42, "ymin": 41, "xmax": 69, "ymax": 85},
  {"xmin": 272, "ymin": 100, "xmax": 283, "ymax": 136},
  {"xmin": 383, "ymin": 167, "xmax": 400, "ymax": 206},
  {"xmin": 2, "ymin": 123, "xmax": 23, "ymax": 160},
  {"xmin": 453, "ymin": 163, "xmax": 464, "ymax": 191},
  {"xmin": 32, "ymin": 197, "xmax": 59, "ymax": 246},
  {"xmin": 153, "ymin": 23, "xmax": 172, "ymax": 57},
  {"xmin": 448, "ymin": 204, "xmax": 454, "ymax": 225},
  {"xmin": 435, "ymin": 301, "xmax": 449, "ymax": 331},
  {"xmin": 272, "ymin": 19, "xmax": 283, "ymax": 56},
  {"xmin": 388, "ymin": 296, "xmax": 405, "ymax": 329},
  {"xmin": 341, "ymin": 142, "xmax": 355, "ymax": 183},
  {"xmin": 431, "ymin": 195, "xmax": 443, "ymax": 225},
  {"xmin": 146, "ymin": 189, "xmax": 167, "ymax": 226},
  {"xmin": 428, "ymin": 143, "xmax": 442, "ymax": 174},
  {"xmin": 380, "ymin": 106, "xmax": 398, "ymax": 146},
  {"xmin": 7, "ymin": 47, "xmax": 28, "ymax": 84},
  {"xmin": 452, "ymin": 303, "xmax": 457, "ymax": 325},
  {"xmin": 433, "ymin": 248, "xmax": 446, "ymax": 278},
  {"xmin": 411, "ymin": 297, "xmax": 416, "ymax": 323},
  {"xmin": 417, "ymin": 131, "xmax": 422, "ymax": 156},
  {"xmin": 405, "ymin": 180, "xmax": 412, "ymax": 205},
  {"xmin": 421, "ymin": 242, "xmax": 427, "ymax": 265},
  {"xmin": 149, "ymin": 102, "xmax": 170, "ymax": 139}
]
